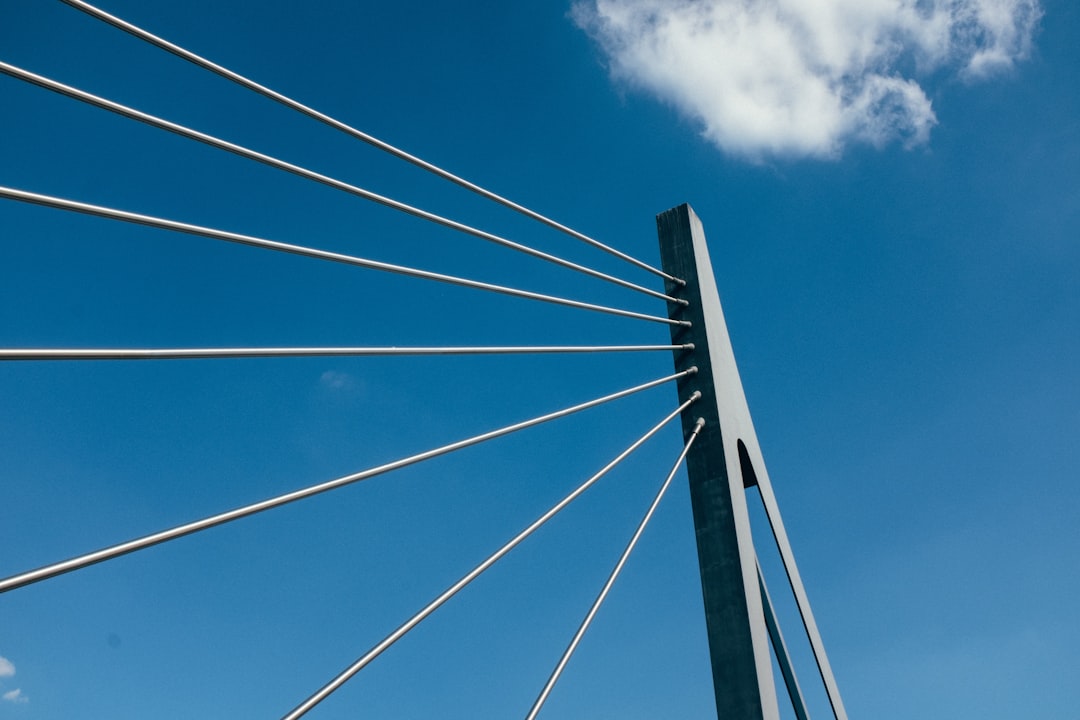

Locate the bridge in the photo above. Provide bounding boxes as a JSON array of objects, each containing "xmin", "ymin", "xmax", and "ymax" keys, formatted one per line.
[{"xmin": 1, "ymin": 2, "xmax": 851, "ymax": 718}]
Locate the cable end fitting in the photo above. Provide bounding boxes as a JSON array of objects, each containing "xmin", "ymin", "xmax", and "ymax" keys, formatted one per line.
[
  {"xmin": 679, "ymin": 320, "xmax": 692, "ymax": 328},
  {"xmin": 690, "ymin": 390, "xmax": 702, "ymax": 401},
  {"xmin": 677, "ymin": 298, "xmax": 690, "ymax": 307},
  {"xmin": 693, "ymin": 417, "xmax": 706, "ymax": 432},
  {"xmin": 682, "ymin": 343, "xmax": 695, "ymax": 351},
  {"xmin": 687, "ymin": 365, "xmax": 698, "ymax": 376}
]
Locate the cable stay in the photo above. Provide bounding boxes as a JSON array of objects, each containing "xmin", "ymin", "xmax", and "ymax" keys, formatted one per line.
[
  {"xmin": 0, "ymin": 368, "xmax": 696, "ymax": 595},
  {"xmin": 0, "ymin": 345, "xmax": 693, "ymax": 361},
  {"xmin": 281, "ymin": 393, "xmax": 701, "ymax": 720},
  {"xmin": 525, "ymin": 417, "xmax": 705, "ymax": 720},
  {"xmin": 57, "ymin": 0, "xmax": 683, "ymax": 286},
  {"xmin": 0, "ymin": 187, "xmax": 691, "ymax": 328},
  {"xmin": 0, "ymin": 62, "xmax": 685, "ymax": 307}
]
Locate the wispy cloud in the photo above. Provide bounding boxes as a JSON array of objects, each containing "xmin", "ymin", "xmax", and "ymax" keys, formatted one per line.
[
  {"xmin": 319, "ymin": 370, "xmax": 356, "ymax": 392},
  {"xmin": 574, "ymin": 0, "xmax": 1042, "ymax": 159},
  {"xmin": 2, "ymin": 689, "xmax": 28, "ymax": 705},
  {"xmin": 0, "ymin": 655, "xmax": 14, "ymax": 678}
]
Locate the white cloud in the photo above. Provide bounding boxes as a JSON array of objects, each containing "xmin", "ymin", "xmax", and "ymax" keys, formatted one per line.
[
  {"xmin": 574, "ymin": 0, "xmax": 1042, "ymax": 159},
  {"xmin": 319, "ymin": 370, "xmax": 356, "ymax": 392},
  {"xmin": 0, "ymin": 655, "xmax": 13, "ymax": 678},
  {"xmin": 2, "ymin": 688, "xmax": 28, "ymax": 704}
]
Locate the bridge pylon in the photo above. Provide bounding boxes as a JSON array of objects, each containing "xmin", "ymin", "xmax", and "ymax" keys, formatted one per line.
[{"xmin": 658, "ymin": 204, "xmax": 848, "ymax": 720}]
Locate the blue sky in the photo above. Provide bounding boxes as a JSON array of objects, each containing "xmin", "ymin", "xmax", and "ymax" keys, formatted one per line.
[{"xmin": 1, "ymin": 0, "xmax": 1077, "ymax": 718}]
